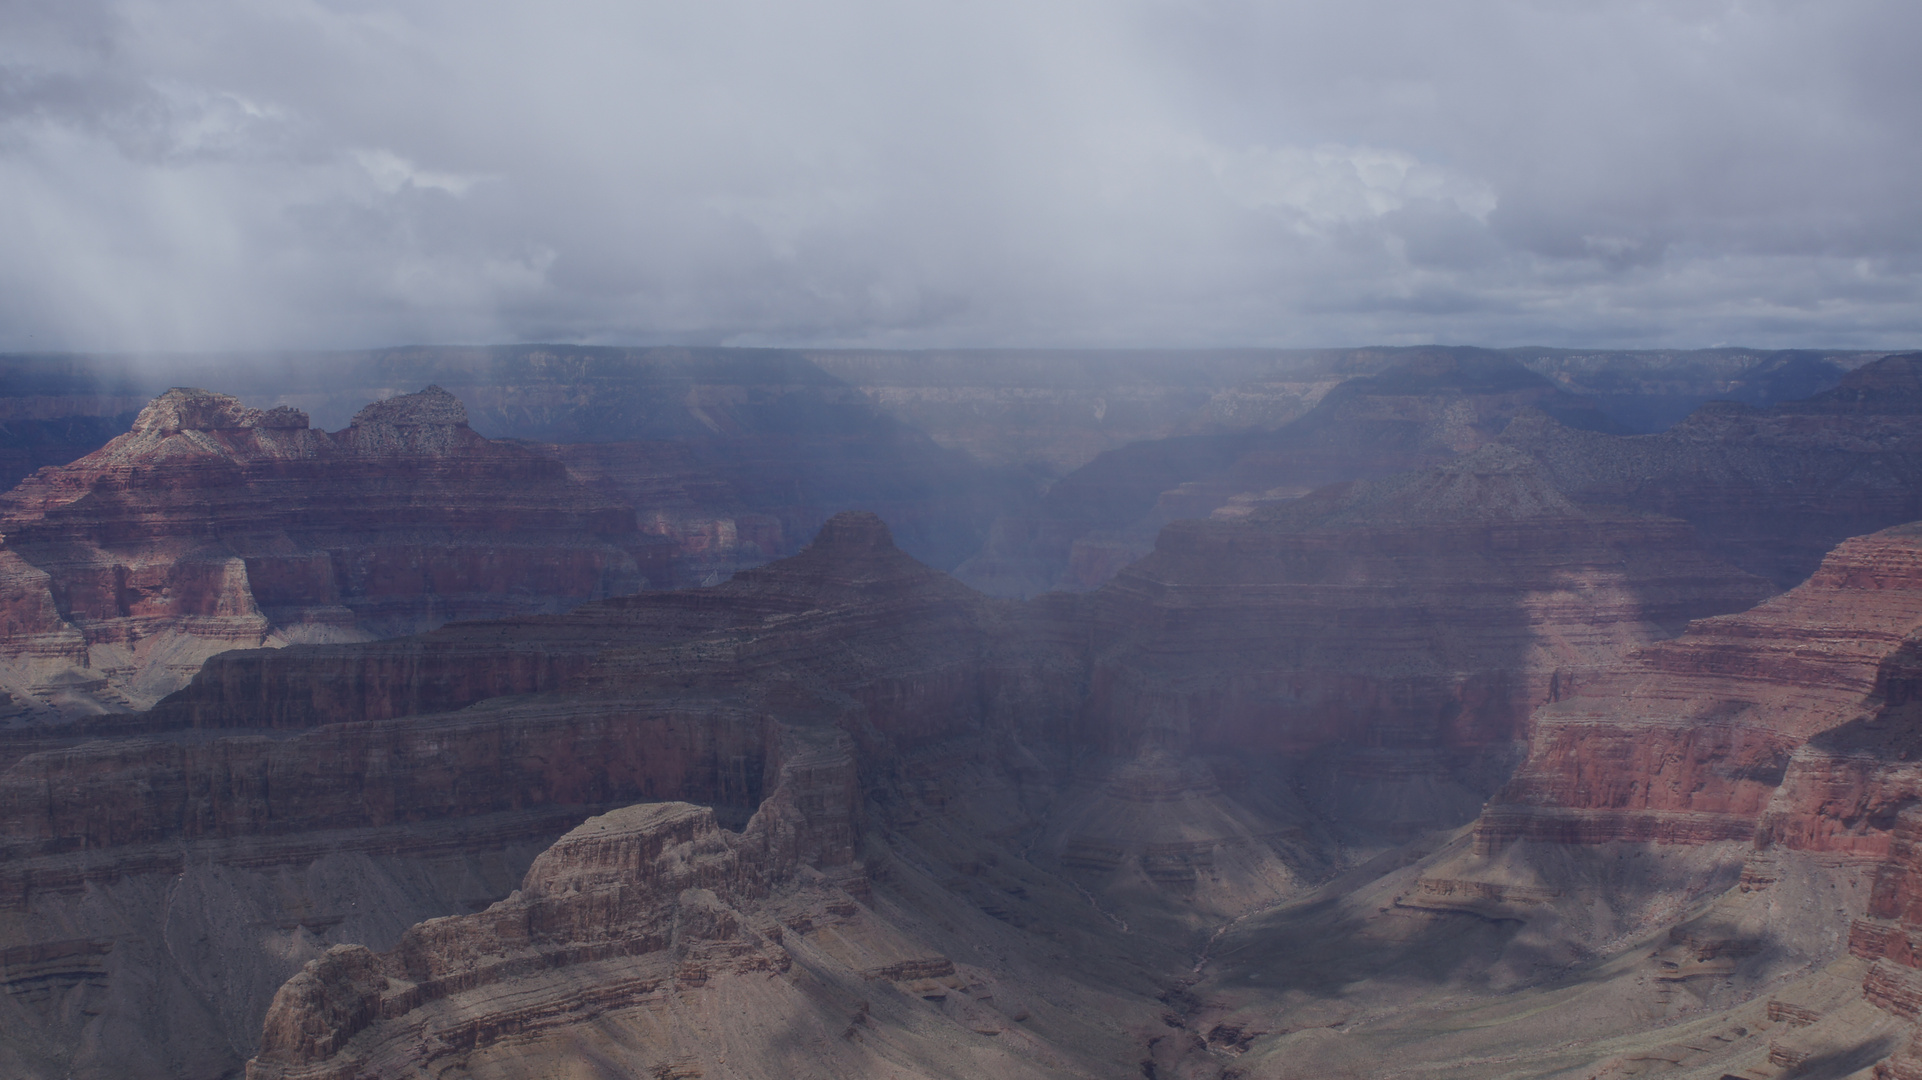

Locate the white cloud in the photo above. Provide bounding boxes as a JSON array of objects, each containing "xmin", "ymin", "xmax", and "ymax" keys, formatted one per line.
[
  {"xmin": 352, "ymin": 149, "xmax": 485, "ymax": 197},
  {"xmin": 0, "ymin": 0, "xmax": 1915, "ymax": 352}
]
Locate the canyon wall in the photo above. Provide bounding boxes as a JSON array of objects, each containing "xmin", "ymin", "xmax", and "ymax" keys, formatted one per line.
[
  {"xmin": 1479, "ymin": 522, "xmax": 1922, "ymax": 852},
  {"xmin": 1076, "ymin": 446, "xmax": 1771, "ymax": 835},
  {"xmin": 1505, "ymin": 351, "xmax": 1922, "ymax": 589},
  {"xmin": 0, "ymin": 356, "xmax": 146, "ymax": 492},
  {"xmin": 0, "ymin": 513, "xmax": 1094, "ymax": 1079},
  {"xmin": 0, "ymin": 386, "xmax": 672, "ymax": 715},
  {"xmin": 953, "ymin": 350, "xmax": 1620, "ymax": 597},
  {"xmin": 1, "ymin": 345, "xmax": 1917, "ymax": 1079}
]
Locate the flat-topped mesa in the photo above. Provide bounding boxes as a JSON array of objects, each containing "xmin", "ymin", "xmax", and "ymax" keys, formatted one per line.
[
  {"xmin": 1479, "ymin": 522, "xmax": 1922, "ymax": 852},
  {"xmin": 0, "ymin": 385, "xmax": 662, "ymax": 715},
  {"xmin": 1081, "ymin": 446, "xmax": 1771, "ymax": 772}
]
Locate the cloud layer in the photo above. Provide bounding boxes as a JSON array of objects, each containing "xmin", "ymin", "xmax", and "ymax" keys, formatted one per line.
[{"xmin": 1, "ymin": 0, "xmax": 1918, "ymax": 351}]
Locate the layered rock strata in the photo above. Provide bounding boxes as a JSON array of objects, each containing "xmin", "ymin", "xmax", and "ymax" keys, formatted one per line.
[
  {"xmin": 999, "ymin": 446, "xmax": 1774, "ymax": 941},
  {"xmin": 241, "ymin": 737, "xmax": 1163, "ymax": 1080},
  {"xmin": 0, "ymin": 386, "xmax": 666, "ymax": 715},
  {"xmin": 955, "ymin": 350, "xmax": 1621, "ymax": 598},
  {"xmin": 1505, "ymin": 351, "xmax": 1922, "ymax": 589},
  {"xmin": 1481, "ymin": 522, "xmax": 1922, "ymax": 852},
  {"xmin": 243, "ymin": 737, "xmax": 875, "ymax": 1080},
  {"xmin": 225, "ymin": 344, "xmax": 1039, "ymax": 574},
  {"xmin": 1843, "ymin": 807, "xmax": 1922, "ymax": 1079},
  {"xmin": 0, "ymin": 513, "xmax": 1092, "ymax": 1079},
  {"xmin": 540, "ymin": 439, "xmax": 786, "ymax": 585},
  {"xmin": 1142, "ymin": 516, "xmax": 1922, "ymax": 1079},
  {"xmin": 1076, "ymin": 446, "xmax": 1771, "ymax": 836}
]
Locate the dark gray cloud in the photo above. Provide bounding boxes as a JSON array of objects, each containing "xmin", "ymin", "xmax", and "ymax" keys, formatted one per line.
[{"xmin": 0, "ymin": 0, "xmax": 1916, "ymax": 352}]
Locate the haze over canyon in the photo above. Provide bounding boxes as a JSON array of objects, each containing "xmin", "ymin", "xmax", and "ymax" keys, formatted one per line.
[
  {"xmin": 6, "ymin": 1, "xmax": 1921, "ymax": 1076},
  {"xmin": 0, "ymin": 344, "xmax": 1919, "ymax": 1080}
]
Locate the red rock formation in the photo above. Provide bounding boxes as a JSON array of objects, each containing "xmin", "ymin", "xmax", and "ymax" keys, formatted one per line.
[
  {"xmin": 1481, "ymin": 522, "xmax": 1922, "ymax": 851},
  {"xmin": 0, "ymin": 385, "xmax": 667, "ymax": 714},
  {"xmin": 5, "ymin": 511, "xmax": 1076, "ymax": 871},
  {"xmin": 0, "ymin": 513, "xmax": 1092, "ymax": 1079},
  {"xmin": 1080, "ymin": 447, "xmax": 1769, "ymax": 781},
  {"xmin": 1837, "ymin": 808, "xmax": 1922, "ymax": 1078},
  {"xmin": 1004, "ymin": 446, "xmax": 1772, "ymax": 928}
]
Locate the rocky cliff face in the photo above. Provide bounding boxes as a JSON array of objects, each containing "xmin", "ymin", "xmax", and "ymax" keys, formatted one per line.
[
  {"xmin": 1077, "ymin": 446, "xmax": 1771, "ymax": 837},
  {"xmin": 0, "ymin": 512, "xmax": 1103, "ymax": 1080},
  {"xmin": 2, "ymin": 346, "xmax": 1876, "ymax": 596},
  {"xmin": 1480, "ymin": 522, "xmax": 1922, "ymax": 852},
  {"xmin": 0, "ymin": 386, "xmax": 678, "ymax": 716},
  {"xmin": 1505, "ymin": 351, "xmax": 1922, "ymax": 590},
  {"xmin": 1095, "ymin": 518, "xmax": 1922, "ymax": 1080},
  {"xmin": 203, "ymin": 345, "xmax": 1040, "ymax": 574},
  {"xmin": 242, "ymin": 738, "xmax": 875, "ymax": 1080},
  {"xmin": 953, "ymin": 350, "xmax": 1621, "ymax": 598},
  {"xmin": 961, "ymin": 445, "xmax": 1771, "ymax": 951}
]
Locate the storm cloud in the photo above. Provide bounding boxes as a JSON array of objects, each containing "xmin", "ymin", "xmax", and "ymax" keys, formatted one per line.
[{"xmin": 0, "ymin": 0, "xmax": 1917, "ymax": 351}]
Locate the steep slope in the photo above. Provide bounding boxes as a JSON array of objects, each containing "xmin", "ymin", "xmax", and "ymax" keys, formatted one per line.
[
  {"xmin": 192, "ymin": 345, "xmax": 1040, "ymax": 574},
  {"xmin": 241, "ymin": 743, "xmax": 1117, "ymax": 1080},
  {"xmin": 0, "ymin": 386, "xmax": 672, "ymax": 717},
  {"xmin": 1144, "ymin": 520, "xmax": 1922, "ymax": 1080},
  {"xmin": 953, "ymin": 349, "xmax": 1619, "ymax": 597},
  {"xmin": 983, "ymin": 447, "xmax": 1767, "ymax": 953},
  {"xmin": 1505, "ymin": 350, "xmax": 1922, "ymax": 589},
  {"xmin": 0, "ymin": 513, "xmax": 1122, "ymax": 1080},
  {"xmin": 1079, "ymin": 446, "xmax": 1771, "ymax": 828},
  {"xmin": 1481, "ymin": 522, "xmax": 1922, "ymax": 851}
]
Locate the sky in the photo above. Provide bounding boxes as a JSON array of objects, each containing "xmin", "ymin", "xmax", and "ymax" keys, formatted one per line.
[{"xmin": 0, "ymin": 0, "xmax": 1918, "ymax": 353}]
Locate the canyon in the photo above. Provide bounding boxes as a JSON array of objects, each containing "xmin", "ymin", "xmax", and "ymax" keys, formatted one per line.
[{"xmin": 4, "ymin": 348, "xmax": 1922, "ymax": 1078}]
